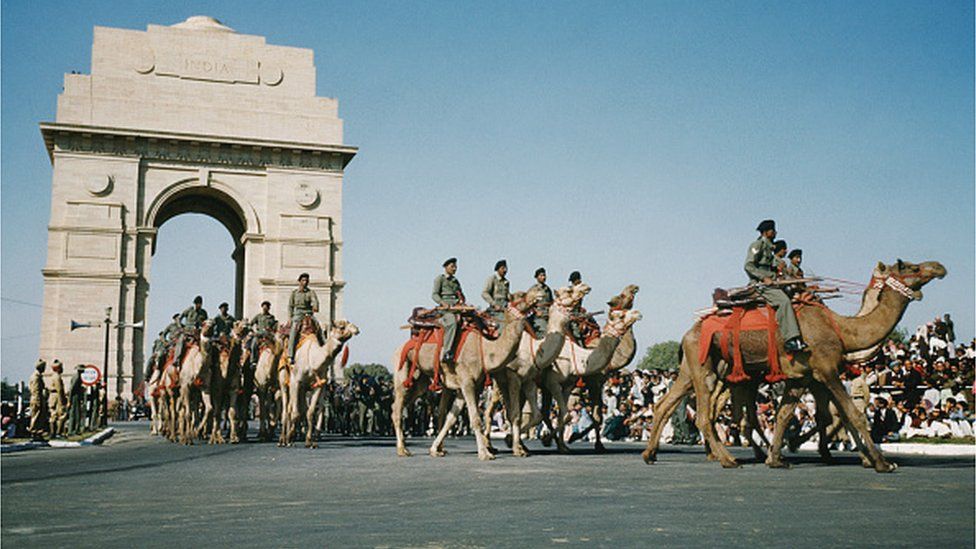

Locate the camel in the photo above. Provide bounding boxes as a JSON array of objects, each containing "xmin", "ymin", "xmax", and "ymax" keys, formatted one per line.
[
  {"xmin": 483, "ymin": 284, "xmax": 590, "ymax": 456},
  {"xmin": 641, "ymin": 259, "xmax": 945, "ymax": 472},
  {"xmin": 538, "ymin": 307, "xmax": 643, "ymax": 453},
  {"xmin": 176, "ymin": 322, "xmax": 214, "ymax": 445},
  {"xmin": 392, "ymin": 290, "xmax": 541, "ymax": 460},
  {"xmin": 208, "ymin": 321, "xmax": 245, "ymax": 444},
  {"xmin": 252, "ymin": 334, "xmax": 284, "ymax": 442},
  {"xmin": 279, "ymin": 319, "xmax": 360, "ymax": 448}
]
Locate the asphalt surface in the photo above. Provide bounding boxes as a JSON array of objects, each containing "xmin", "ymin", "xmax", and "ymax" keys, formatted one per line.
[{"xmin": 2, "ymin": 422, "xmax": 973, "ymax": 548}]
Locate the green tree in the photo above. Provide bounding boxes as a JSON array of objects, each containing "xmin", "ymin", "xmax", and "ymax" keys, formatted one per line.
[
  {"xmin": 1, "ymin": 377, "xmax": 18, "ymax": 401},
  {"xmin": 637, "ymin": 340, "xmax": 681, "ymax": 371},
  {"xmin": 887, "ymin": 326, "xmax": 909, "ymax": 345},
  {"xmin": 345, "ymin": 363, "xmax": 393, "ymax": 381}
]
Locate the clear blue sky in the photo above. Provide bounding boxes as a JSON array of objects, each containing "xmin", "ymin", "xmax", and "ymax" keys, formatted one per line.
[{"xmin": 2, "ymin": 1, "xmax": 973, "ymax": 383}]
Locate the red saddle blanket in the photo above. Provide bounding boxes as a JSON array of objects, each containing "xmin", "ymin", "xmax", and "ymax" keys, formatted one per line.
[
  {"xmin": 398, "ymin": 323, "xmax": 489, "ymax": 391},
  {"xmin": 698, "ymin": 306, "xmax": 786, "ymax": 383}
]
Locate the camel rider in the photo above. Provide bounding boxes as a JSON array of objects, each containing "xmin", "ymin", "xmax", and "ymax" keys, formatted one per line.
[
  {"xmin": 568, "ymin": 271, "xmax": 590, "ymax": 344},
  {"xmin": 786, "ymin": 249, "xmax": 804, "ymax": 278},
  {"xmin": 432, "ymin": 257, "xmax": 465, "ymax": 364},
  {"xmin": 213, "ymin": 302, "xmax": 235, "ymax": 339},
  {"xmin": 528, "ymin": 267, "xmax": 554, "ymax": 334},
  {"xmin": 174, "ymin": 296, "xmax": 208, "ymax": 364},
  {"xmin": 164, "ymin": 313, "xmax": 181, "ymax": 340},
  {"xmin": 249, "ymin": 301, "xmax": 278, "ymax": 364},
  {"xmin": 47, "ymin": 360, "xmax": 67, "ymax": 438},
  {"xmin": 482, "ymin": 259, "xmax": 511, "ymax": 321},
  {"xmin": 288, "ymin": 272, "xmax": 320, "ymax": 365},
  {"xmin": 146, "ymin": 331, "xmax": 167, "ymax": 378},
  {"xmin": 746, "ymin": 220, "xmax": 806, "ymax": 352},
  {"xmin": 28, "ymin": 359, "xmax": 48, "ymax": 439},
  {"xmin": 773, "ymin": 240, "xmax": 788, "ymax": 278}
]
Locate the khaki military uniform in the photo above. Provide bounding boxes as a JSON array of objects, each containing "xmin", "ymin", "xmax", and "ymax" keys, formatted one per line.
[
  {"xmin": 213, "ymin": 312, "xmax": 236, "ymax": 338},
  {"xmin": 529, "ymin": 282, "xmax": 553, "ymax": 335},
  {"xmin": 248, "ymin": 311, "xmax": 278, "ymax": 363},
  {"xmin": 432, "ymin": 273, "xmax": 464, "ymax": 362},
  {"xmin": 288, "ymin": 288, "xmax": 320, "ymax": 361},
  {"xmin": 745, "ymin": 236, "xmax": 801, "ymax": 343},
  {"xmin": 47, "ymin": 371, "xmax": 68, "ymax": 437},
  {"xmin": 481, "ymin": 274, "xmax": 510, "ymax": 320},
  {"xmin": 28, "ymin": 370, "xmax": 48, "ymax": 437},
  {"xmin": 175, "ymin": 305, "xmax": 208, "ymax": 363}
]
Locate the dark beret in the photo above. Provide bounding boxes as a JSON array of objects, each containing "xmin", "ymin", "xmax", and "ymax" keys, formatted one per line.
[
  {"xmin": 535, "ymin": 267, "xmax": 546, "ymax": 277},
  {"xmin": 261, "ymin": 301, "xmax": 271, "ymax": 307},
  {"xmin": 773, "ymin": 240, "xmax": 787, "ymax": 252},
  {"xmin": 298, "ymin": 272, "xmax": 310, "ymax": 281},
  {"xmin": 756, "ymin": 219, "xmax": 776, "ymax": 232},
  {"xmin": 569, "ymin": 271, "xmax": 581, "ymax": 283},
  {"xmin": 788, "ymin": 249, "xmax": 802, "ymax": 259},
  {"xmin": 219, "ymin": 302, "xmax": 229, "ymax": 309},
  {"xmin": 443, "ymin": 257, "xmax": 457, "ymax": 267},
  {"xmin": 494, "ymin": 259, "xmax": 507, "ymax": 271},
  {"xmin": 193, "ymin": 295, "xmax": 203, "ymax": 304}
]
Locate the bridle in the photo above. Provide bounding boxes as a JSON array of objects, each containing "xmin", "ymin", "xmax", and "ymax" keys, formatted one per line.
[{"xmin": 869, "ymin": 272, "xmax": 919, "ymax": 301}]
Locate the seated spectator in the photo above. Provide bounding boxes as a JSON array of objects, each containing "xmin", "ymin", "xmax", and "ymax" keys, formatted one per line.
[{"xmin": 870, "ymin": 396, "xmax": 900, "ymax": 443}]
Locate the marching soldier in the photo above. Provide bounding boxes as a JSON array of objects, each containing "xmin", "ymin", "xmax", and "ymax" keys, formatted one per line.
[
  {"xmin": 68, "ymin": 365, "xmax": 86, "ymax": 435},
  {"xmin": 47, "ymin": 360, "xmax": 67, "ymax": 438},
  {"xmin": 212, "ymin": 302, "xmax": 235, "ymax": 339},
  {"xmin": 288, "ymin": 273, "xmax": 320, "ymax": 365},
  {"xmin": 248, "ymin": 301, "xmax": 278, "ymax": 365},
  {"xmin": 432, "ymin": 257, "xmax": 465, "ymax": 364},
  {"xmin": 174, "ymin": 296, "xmax": 208, "ymax": 363},
  {"xmin": 745, "ymin": 220, "xmax": 806, "ymax": 352},
  {"xmin": 529, "ymin": 267, "xmax": 554, "ymax": 334},
  {"xmin": 481, "ymin": 259, "xmax": 511, "ymax": 320},
  {"xmin": 28, "ymin": 359, "xmax": 49, "ymax": 439}
]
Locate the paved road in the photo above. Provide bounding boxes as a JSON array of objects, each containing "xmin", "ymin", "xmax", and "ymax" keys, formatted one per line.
[{"xmin": 2, "ymin": 423, "xmax": 973, "ymax": 547}]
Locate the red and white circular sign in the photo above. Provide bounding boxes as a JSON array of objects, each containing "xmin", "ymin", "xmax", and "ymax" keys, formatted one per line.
[{"xmin": 80, "ymin": 365, "xmax": 101, "ymax": 386}]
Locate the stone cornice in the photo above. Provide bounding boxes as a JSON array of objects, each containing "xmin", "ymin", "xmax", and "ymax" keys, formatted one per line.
[
  {"xmin": 40, "ymin": 122, "xmax": 357, "ymax": 172},
  {"xmin": 258, "ymin": 278, "xmax": 346, "ymax": 288}
]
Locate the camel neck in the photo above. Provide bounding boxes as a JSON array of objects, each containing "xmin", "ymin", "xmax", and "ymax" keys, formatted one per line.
[
  {"xmin": 830, "ymin": 285, "xmax": 910, "ymax": 352},
  {"xmin": 607, "ymin": 328, "xmax": 636, "ymax": 371},
  {"xmin": 481, "ymin": 314, "xmax": 525, "ymax": 371}
]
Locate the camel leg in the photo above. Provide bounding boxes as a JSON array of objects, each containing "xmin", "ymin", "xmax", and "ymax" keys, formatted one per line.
[
  {"xmin": 197, "ymin": 391, "xmax": 214, "ymax": 441},
  {"xmin": 393, "ymin": 377, "xmax": 426, "ymax": 457},
  {"xmin": 520, "ymin": 377, "xmax": 543, "ymax": 432},
  {"xmin": 742, "ymin": 384, "xmax": 767, "ymax": 461},
  {"xmin": 482, "ymin": 382, "xmax": 502, "ymax": 454},
  {"xmin": 588, "ymin": 377, "xmax": 607, "ymax": 453},
  {"xmin": 544, "ymin": 376, "xmax": 571, "ymax": 454},
  {"xmin": 505, "ymin": 371, "xmax": 530, "ymax": 457},
  {"xmin": 228, "ymin": 390, "xmax": 239, "ymax": 444},
  {"xmin": 459, "ymin": 380, "xmax": 494, "ymax": 461},
  {"xmin": 809, "ymin": 383, "xmax": 836, "ymax": 463},
  {"xmin": 767, "ymin": 380, "xmax": 804, "ymax": 468},
  {"xmin": 210, "ymin": 389, "xmax": 226, "ymax": 444},
  {"xmin": 819, "ymin": 375, "xmax": 895, "ymax": 472},
  {"xmin": 641, "ymin": 368, "xmax": 693, "ymax": 464},
  {"xmin": 257, "ymin": 387, "xmax": 269, "ymax": 442},
  {"xmin": 277, "ymin": 385, "xmax": 290, "ymax": 447},
  {"xmin": 538, "ymin": 386, "xmax": 555, "ymax": 447},
  {"xmin": 305, "ymin": 386, "xmax": 323, "ymax": 448},
  {"xmin": 430, "ymin": 393, "xmax": 463, "ymax": 457},
  {"xmin": 690, "ymin": 361, "xmax": 738, "ymax": 468}
]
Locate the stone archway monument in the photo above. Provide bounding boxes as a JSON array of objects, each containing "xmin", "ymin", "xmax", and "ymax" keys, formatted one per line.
[{"xmin": 38, "ymin": 16, "xmax": 356, "ymax": 398}]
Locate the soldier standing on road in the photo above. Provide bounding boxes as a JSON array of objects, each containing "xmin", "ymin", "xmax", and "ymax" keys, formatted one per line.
[
  {"xmin": 528, "ymin": 267, "xmax": 554, "ymax": 334},
  {"xmin": 481, "ymin": 259, "xmax": 511, "ymax": 321},
  {"xmin": 746, "ymin": 220, "xmax": 806, "ymax": 352},
  {"xmin": 47, "ymin": 360, "xmax": 67, "ymax": 438},
  {"xmin": 288, "ymin": 273, "xmax": 320, "ymax": 365},
  {"xmin": 28, "ymin": 359, "xmax": 49, "ymax": 439},
  {"xmin": 174, "ymin": 296, "xmax": 208, "ymax": 363},
  {"xmin": 212, "ymin": 302, "xmax": 235, "ymax": 339},
  {"xmin": 432, "ymin": 258, "xmax": 465, "ymax": 365},
  {"xmin": 68, "ymin": 365, "xmax": 86, "ymax": 435}
]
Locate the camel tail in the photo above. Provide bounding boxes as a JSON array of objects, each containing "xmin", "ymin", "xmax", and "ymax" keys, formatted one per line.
[{"xmin": 677, "ymin": 344, "xmax": 684, "ymax": 365}]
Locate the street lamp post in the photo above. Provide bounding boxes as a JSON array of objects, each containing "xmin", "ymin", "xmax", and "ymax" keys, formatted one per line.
[{"xmin": 102, "ymin": 307, "xmax": 111, "ymax": 428}]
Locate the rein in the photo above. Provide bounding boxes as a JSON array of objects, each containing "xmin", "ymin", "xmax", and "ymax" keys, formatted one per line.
[{"xmin": 868, "ymin": 273, "xmax": 917, "ymax": 301}]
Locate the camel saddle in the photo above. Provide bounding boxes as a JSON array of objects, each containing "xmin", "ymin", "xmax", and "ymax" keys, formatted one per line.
[
  {"xmin": 699, "ymin": 306, "xmax": 786, "ymax": 384},
  {"xmin": 399, "ymin": 307, "xmax": 499, "ymax": 391}
]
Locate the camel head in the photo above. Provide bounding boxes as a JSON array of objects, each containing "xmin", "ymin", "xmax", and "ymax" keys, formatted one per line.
[
  {"xmin": 607, "ymin": 284, "xmax": 639, "ymax": 310},
  {"xmin": 329, "ymin": 319, "xmax": 360, "ymax": 342},
  {"xmin": 569, "ymin": 283, "xmax": 591, "ymax": 306},
  {"xmin": 603, "ymin": 309, "xmax": 643, "ymax": 337},
  {"xmin": 199, "ymin": 319, "xmax": 214, "ymax": 340},
  {"xmin": 231, "ymin": 320, "xmax": 249, "ymax": 340},
  {"xmin": 509, "ymin": 289, "xmax": 542, "ymax": 317},
  {"xmin": 874, "ymin": 260, "xmax": 946, "ymax": 301}
]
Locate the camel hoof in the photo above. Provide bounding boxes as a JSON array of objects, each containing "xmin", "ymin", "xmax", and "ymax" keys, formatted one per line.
[
  {"xmin": 504, "ymin": 434, "xmax": 513, "ymax": 448},
  {"xmin": 486, "ymin": 445, "xmax": 498, "ymax": 455},
  {"xmin": 396, "ymin": 447, "xmax": 413, "ymax": 458},
  {"xmin": 479, "ymin": 452, "xmax": 496, "ymax": 461},
  {"xmin": 230, "ymin": 437, "xmax": 240, "ymax": 445},
  {"xmin": 641, "ymin": 450, "xmax": 657, "ymax": 464},
  {"xmin": 861, "ymin": 458, "xmax": 874, "ymax": 468},
  {"xmin": 721, "ymin": 459, "xmax": 741, "ymax": 469},
  {"xmin": 429, "ymin": 449, "xmax": 447, "ymax": 457},
  {"xmin": 765, "ymin": 457, "xmax": 790, "ymax": 469},
  {"xmin": 513, "ymin": 448, "xmax": 531, "ymax": 458},
  {"xmin": 875, "ymin": 461, "xmax": 897, "ymax": 473}
]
